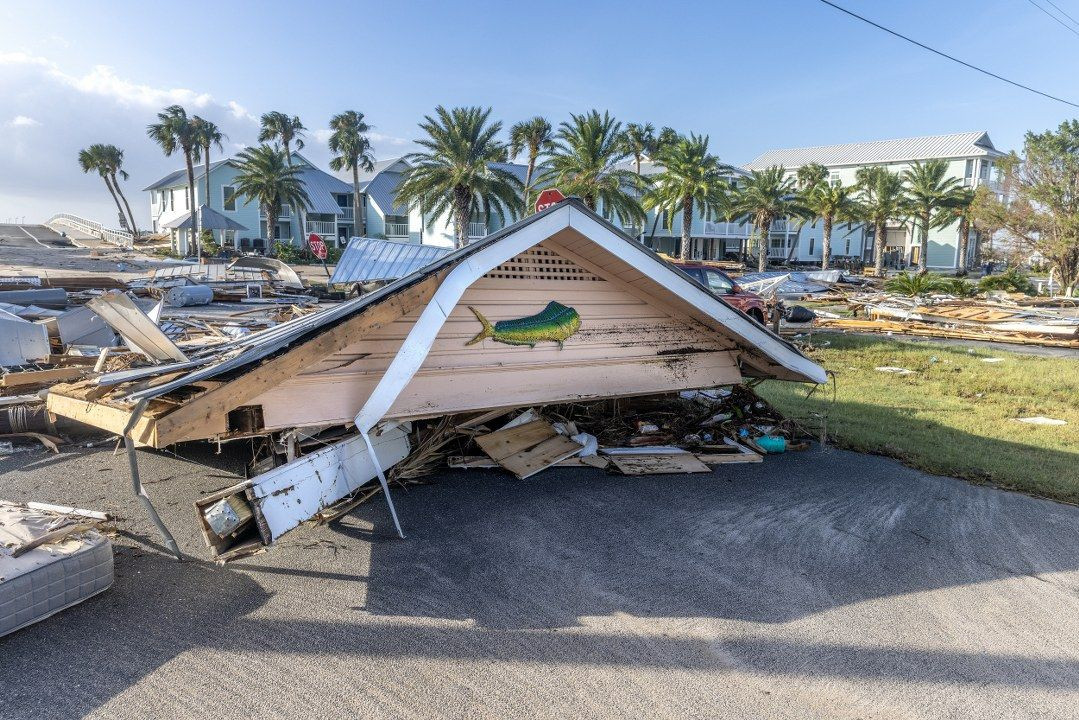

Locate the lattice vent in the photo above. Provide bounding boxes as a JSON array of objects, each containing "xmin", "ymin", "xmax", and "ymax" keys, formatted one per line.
[{"xmin": 484, "ymin": 245, "xmax": 602, "ymax": 282}]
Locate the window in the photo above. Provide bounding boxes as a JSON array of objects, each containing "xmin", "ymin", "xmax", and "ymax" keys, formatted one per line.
[
  {"xmin": 169, "ymin": 189, "xmax": 175, "ymax": 211},
  {"xmin": 183, "ymin": 190, "xmax": 189, "ymax": 210},
  {"xmin": 828, "ymin": 171, "xmax": 841, "ymax": 187},
  {"xmin": 965, "ymin": 159, "xmax": 974, "ymax": 179},
  {"xmin": 845, "ymin": 237, "xmax": 851, "ymax": 254},
  {"xmin": 703, "ymin": 270, "xmax": 734, "ymax": 295},
  {"xmin": 979, "ymin": 160, "xmax": 989, "ymax": 180},
  {"xmin": 809, "ymin": 238, "xmax": 816, "ymax": 255},
  {"xmin": 223, "ymin": 185, "xmax": 236, "ymax": 212}
]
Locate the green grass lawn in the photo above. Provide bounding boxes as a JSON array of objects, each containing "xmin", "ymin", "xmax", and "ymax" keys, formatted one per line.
[{"xmin": 757, "ymin": 334, "xmax": 1079, "ymax": 503}]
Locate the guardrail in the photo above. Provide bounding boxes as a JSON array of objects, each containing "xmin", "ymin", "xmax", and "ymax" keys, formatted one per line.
[{"xmin": 46, "ymin": 213, "xmax": 135, "ymax": 248}]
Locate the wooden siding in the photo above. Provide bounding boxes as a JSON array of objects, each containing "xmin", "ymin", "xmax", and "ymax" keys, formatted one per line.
[{"xmin": 250, "ymin": 243, "xmax": 740, "ymax": 430}]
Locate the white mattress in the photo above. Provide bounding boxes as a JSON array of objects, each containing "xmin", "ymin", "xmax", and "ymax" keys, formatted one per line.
[{"xmin": 0, "ymin": 503, "xmax": 114, "ymax": 637}]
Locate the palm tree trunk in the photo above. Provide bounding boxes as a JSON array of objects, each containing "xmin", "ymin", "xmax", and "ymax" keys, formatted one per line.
[
  {"xmin": 184, "ymin": 149, "xmax": 199, "ymax": 261},
  {"xmin": 956, "ymin": 217, "xmax": 969, "ymax": 276},
  {"xmin": 679, "ymin": 196, "xmax": 694, "ymax": 261},
  {"xmin": 918, "ymin": 212, "xmax": 929, "ymax": 273},
  {"xmin": 821, "ymin": 214, "xmax": 832, "ymax": 270},
  {"xmin": 524, "ymin": 154, "xmax": 536, "ymax": 215},
  {"xmin": 101, "ymin": 175, "xmax": 127, "ymax": 236},
  {"xmin": 283, "ymin": 142, "xmax": 304, "ymax": 247},
  {"xmin": 756, "ymin": 215, "xmax": 770, "ymax": 272},
  {"xmin": 111, "ymin": 173, "xmax": 139, "ymax": 246},
  {"xmin": 203, "ymin": 143, "xmax": 214, "ymax": 249},
  {"xmin": 352, "ymin": 162, "xmax": 363, "ymax": 238},
  {"xmin": 454, "ymin": 186, "xmax": 470, "ymax": 249},
  {"xmin": 874, "ymin": 220, "xmax": 885, "ymax": 276}
]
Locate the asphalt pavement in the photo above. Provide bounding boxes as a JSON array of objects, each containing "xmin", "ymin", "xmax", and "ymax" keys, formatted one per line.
[
  {"xmin": 0, "ymin": 223, "xmax": 75, "ymax": 250},
  {"xmin": 1, "ymin": 440, "xmax": 1076, "ymax": 719}
]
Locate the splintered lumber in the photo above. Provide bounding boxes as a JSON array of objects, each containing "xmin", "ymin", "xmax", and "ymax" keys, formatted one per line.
[
  {"xmin": 607, "ymin": 453, "xmax": 711, "ymax": 475},
  {"xmin": 474, "ymin": 418, "xmax": 584, "ymax": 479},
  {"xmin": 815, "ymin": 317, "xmax": 1079, "ymax": 349},
  {"xmin": 448, "ymin": 454, "xmax": 609, "ymax": 469},
  {"xmin": 1, "ymin": 366, "xmax": 88, "ymax": 387}
]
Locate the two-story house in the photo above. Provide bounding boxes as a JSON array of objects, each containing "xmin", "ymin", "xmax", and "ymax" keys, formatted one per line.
[
  {"xmin": 145, "ymin": 152, "xmax": 355, "ymax": 255},
  {"xmin": 745, "ymin": 131, "xmax": 1005, "ymax": 270}
]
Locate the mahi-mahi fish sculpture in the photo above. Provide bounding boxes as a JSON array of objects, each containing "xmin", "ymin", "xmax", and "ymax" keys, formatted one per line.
[{"xmin": 466, "ymin": 301, "xmax": 581, "ymax": 349}]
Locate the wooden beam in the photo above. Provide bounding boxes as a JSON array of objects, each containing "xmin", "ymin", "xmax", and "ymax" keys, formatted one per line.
[
  {"xmin": 46, "ymin": 391, "xmax": 158, "ymax": 445},
  {"xmin": 2, "ymin": 366, "xmax": 88, "ymax": 387},
  {"xmin": 150, "ymin": 271, "xmax": 446, "ymax": 447}
]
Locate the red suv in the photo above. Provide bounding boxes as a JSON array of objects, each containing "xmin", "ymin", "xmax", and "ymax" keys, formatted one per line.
[{"xmin": 671, "ymin": 262, "xmax": 768, "ymax": 324}]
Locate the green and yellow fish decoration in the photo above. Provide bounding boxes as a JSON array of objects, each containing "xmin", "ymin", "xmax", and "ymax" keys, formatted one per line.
[{"xmin": 466, "ymin": 301, "xmax": 581, "ymax": 349}]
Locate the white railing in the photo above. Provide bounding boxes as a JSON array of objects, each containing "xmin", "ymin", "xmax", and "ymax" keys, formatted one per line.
[
  {"xmin": 385, "ymin": 221, "xmax": 409, "ymax": 237},
  {"xmin": 468, "ymin": 221, "xmax": 488, "ymax": 238},
  {"xmin": 338, "ymin": 207, "xmax": 354, "ymax": 221},
  {"xmin": 770, "ymin": 219, "xmax": 790, "ymax": 233},
  {"xmin": 702, "ymin": 220, "xmax": 751, "ymax": 237},
  {"xmin": 305, "ymin": 220, "xmax": 337, "ymax": 236},
  {"xmin": 46, "ymin": 213, "xmax": 135, "ymax": 247}
]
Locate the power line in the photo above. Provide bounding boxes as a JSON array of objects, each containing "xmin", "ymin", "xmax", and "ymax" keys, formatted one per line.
[
  {"xmin": 815, "ymin": 0, "xmax": 1079, "ymax": 109},
  {"xmin": 1042, "ymin": 0, "xmax": 1079, "ymax": 29},
  {"xmin": 1024, "ymin": 0, "xmax": 1079, "ymax": 38}
]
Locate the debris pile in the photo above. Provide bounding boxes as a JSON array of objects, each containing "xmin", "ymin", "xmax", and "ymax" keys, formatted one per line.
[{"xmin": 814, "ymin": 294, "xmax": 1079, "ymax": 348}]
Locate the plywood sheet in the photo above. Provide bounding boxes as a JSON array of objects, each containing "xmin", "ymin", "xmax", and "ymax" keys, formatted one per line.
[
  {"xmin": 474, "ymin": 419, "xmax": 584, "ymax": 479},
  {"xmin": 608, "ymin": 453, "xmax": 711, "ymax": 475}
]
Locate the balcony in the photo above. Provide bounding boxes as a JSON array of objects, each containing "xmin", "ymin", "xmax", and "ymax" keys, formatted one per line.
[
  {"xmin": 702, "ymin": 220, "xmax": 751, "ymax": 237},
  {"xmin": 468, "ymin": 221, "xmax": 488, "ymax": 238},
  {"xmin": 385, "ymin": 221, "xmax": 409, "ymax": 237},
  {"xmin": 259, "ymin": 204, "xmax": 291, "ymax": 220},
  {"xmin": 770, "ymin": 219, "xmax": 790, "ymax": 233},
  {"xmin": 305, "ymin": 219, "xmax": 337, "ymax": 237},
  {"xmin": 338, "ymin": 206, "xmax": 354, "ymax": 221}
]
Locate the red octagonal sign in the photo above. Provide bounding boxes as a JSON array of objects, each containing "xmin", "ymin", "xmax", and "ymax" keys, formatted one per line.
[{"xmin": 534, "ymin": 188, "xmax": 566, "ymax": 213}]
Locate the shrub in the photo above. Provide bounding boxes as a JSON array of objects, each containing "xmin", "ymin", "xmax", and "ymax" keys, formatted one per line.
[
  {"xmin": 978, "ymin": 268, "xmax": 1034, "ymax": 295},
  {"xmin": 199, "ymin": 230, "xmax": 221, "ymax": 258},
  {"xmin": 937, "ymin": 277, "xmax": 977, "ymax": 297},
  {"xmin": 884, "ymin": 272, "xmax": 947, "ymax": 296},
  {"xmin": 270, "ymin": 240, "xmax": 304, "ymax": 264}
]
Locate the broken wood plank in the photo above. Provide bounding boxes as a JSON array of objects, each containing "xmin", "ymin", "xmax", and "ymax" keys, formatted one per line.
[
  {"xmin": 608, "ymin": 453, "xmax": 711, "ymax": 475},
  {"xmin": 1, "ymin": 366, "xmax": 88, "ymax": 387},
  {"xmin": 473, "ymin": 418, "xmax": 585, "ymax": 479},
  {"xmin": 448, "ymin": 454, "xmax": 609, "ymax": 470}
]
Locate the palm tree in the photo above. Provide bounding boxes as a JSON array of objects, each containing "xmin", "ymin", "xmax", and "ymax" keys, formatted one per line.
[
  {"xmin": 259, "ymin": 112, "xmax": 307, "ymax": 243},
  {"xmin": 856, "ymin": 166, "xmax": 907, "ymax": 276},
  {"xmin": 902, "ymin": 159, "xmax": 963, "ymax": 272},
  {"xmin": 538, "ymin": 110, "xmax": 645, "ymax": 226},
  {"xmin": 147, "ymin": 105, "xmax": 200, "ymax": 254},
  {"xmin": 801, "ymin": 180, "xmax": 858, "ymax": 270},
  {"xmin": 509, "ymin": 116, "xmax": 554, "ymax": 214},
  {"xmin": 643, "ymin": 134, "xmax": 730, "ymax": 261},
  {"xmin": 655, "ymin": 126, "xmax": 680, "ymax": 155},
  {"xmin": 619, "ymin": 122, "xmax": 656, "ymax": 177},
  {"xmin": 328, "ymin": 110, "xmax": 376, "ymax": 237},
  {"xmin": 731, "ymin": 166, "xmax": 807, "ymax": 272},
  {"xmin": 191, "ymin": 116, "xmax": 226, "ymax": 247},
  {"xmin": 796, "ymin": 163, "xmax": 829, "ymax": 191},
  {"xmin": 947, "ymin": 186, "xmax": 976, "ymax": 276},
  {"xmin": 231, "ymin": 145, "xmax": 311, "ymax": 250},
  {"xmin": 395, "ymin": 106, "xmax": 522, "ymax": 249},
  {"xmin": 78, "ymin": 144, "xmax": 135, "ymax": 243}
]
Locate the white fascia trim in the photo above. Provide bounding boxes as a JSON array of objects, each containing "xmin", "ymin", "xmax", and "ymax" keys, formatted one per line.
[{"xmin": 352, "ymin": 205, "xmax": 826, "ymax": 433}]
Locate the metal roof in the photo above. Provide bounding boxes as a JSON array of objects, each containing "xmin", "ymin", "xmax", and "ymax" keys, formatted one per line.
[
  {"xmin": 162, "ymin": 205, "xmax": 249, "ymax": 231},
  {"xmin": 363, "ymin": 169, "xmax": 409, "ymax": 216},
  {"xmin": 745, "ymin": 131, "xmax": 1004, "ymax": 170},
  {"xmin": 330, "ymin": 237, "xmax": 452, "ymax": 285},
  {"xmin": 143, "ymin": 159, "xmax": 232, "ymax": 191}
]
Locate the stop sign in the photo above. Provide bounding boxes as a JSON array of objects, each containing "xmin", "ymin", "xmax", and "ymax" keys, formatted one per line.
[
  {"xmin": 308, "ymin": 233, "xmax": 327, "ymax": 260},
  {"xmin": 534, "ymin": 188, "xmax": 566, "ymax": 213}
]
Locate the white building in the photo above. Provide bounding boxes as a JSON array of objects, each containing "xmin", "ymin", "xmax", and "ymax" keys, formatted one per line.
[{"xmin": 746, "ymin": 131, "xmax": 1005, "ymax": 270}]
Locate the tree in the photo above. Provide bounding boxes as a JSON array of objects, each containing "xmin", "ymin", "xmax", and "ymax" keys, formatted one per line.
[
  {"xmin": 655, "ymin": 126, "xmax": 680, "ymax": 155},
  {"xmin": 801, "ymin": 180, "xmax": 858, "ymax": 270},
  {"xmin": 619, "ymin": 122, "xmax": 656, "ymax": 177},
  {"xmin": 796, "ymin": 163, "xmax": 829, "ymax": 191},
  {"xmin": 944, "ymin": 186, "xmax": 978, "ymax": 276},
  {"xmin": 538, "ymin": 110, "xmax": 645, "ymax": 226},
  {"xmin": 395, "ymin": 106, "xmax": 522, "ymax": 249},
  {"xmin": 259, "ymin": 111, "xmax": 307, "ymax": 243},
  {"xmin": 902, "ymin": 159, "xmax": 962, "ymax": 272},
  {"xmin": 77, "ymin": 144, "xmax": 138, "ymax": 244},
  {"xmin": 731, "ymin": 166, "xmax": 807, "ymax": 272},
  {"xmin": 643, "ymin": 133, "xmax": 730, "ymax": 261},
  {"xmin": 147, "ymin": 105, "xmax": 200, "ymax": 256},
  {"xmin": 855, "ymin": 166, "xmax": 908, "ymax": 276},
  {"xmin": 327, "ymin": 110, "xmax": 375, "ymax": 237},
  {"xmin": 231, "ymin": 145, "xmax": 311, "ymax": 251},
  {"xmin": 508, "ymin": 116, "xmax": 554, "ymax": 214},
  {"xmin": 972, "ymin": 120, "xmax": 1079, "ymax": 295},
  {"xmin": 191, "ymin": 116, "xmax": 226, "ymax": 244}
]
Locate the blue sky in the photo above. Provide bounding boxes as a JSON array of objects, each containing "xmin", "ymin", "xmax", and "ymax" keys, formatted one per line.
[{"xmin": 2, "ymin": 0, "xmax": 1077, "ymax": 223}]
